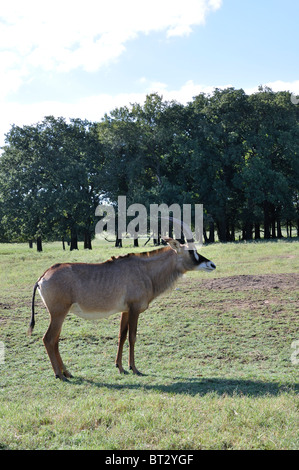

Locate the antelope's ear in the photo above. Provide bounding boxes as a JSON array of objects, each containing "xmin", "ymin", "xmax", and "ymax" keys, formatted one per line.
[{"xmin": 163, "ymin": 237, "xmax": 182, "ymax": 253}]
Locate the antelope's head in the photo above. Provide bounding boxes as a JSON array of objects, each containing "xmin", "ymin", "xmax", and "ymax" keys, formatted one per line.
[
  {"xmin": 161, "ymin": 216, "xmax": 216, "ymax": 273},
  {"xmin": 164, "ymin": 238, "xmax": 216, "ymax": 273}
]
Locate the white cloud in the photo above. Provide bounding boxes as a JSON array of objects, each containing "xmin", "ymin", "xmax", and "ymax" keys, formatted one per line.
[
  {"xmin": 0, "ymin": 0, "xmax": 222, "ymax": 96},
  {"xmin": 0, "ymin": 0, "xmax": 224, "ymax": 146},
  {"xmin": 0, "ymin": 79, "xmax": 229, "ymax": 149},
  {"xmin": 1, "ymin": 78, "xmax": 299, "ymax": 151},
  {"xmin": 245, "ymin": 80, "xmax": 299, "ymax": 96},
  {"xmin": 157, "ymin": 79, "xmax": 232, "ymax": 102}
]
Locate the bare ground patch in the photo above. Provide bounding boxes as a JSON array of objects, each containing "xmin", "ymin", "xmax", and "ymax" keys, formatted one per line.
[
  {"xmin": 185, "ymin": 273, "xmax": 299, "ymax": 318},
  {"xmin": 198, "ymin": 273, "xmax": 299, "ymax": 292}
]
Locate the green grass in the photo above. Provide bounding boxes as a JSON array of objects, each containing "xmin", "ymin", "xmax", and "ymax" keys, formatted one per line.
[{"xmin": 0, "ymin": 238, "xmax": 298, "ymax": 450}]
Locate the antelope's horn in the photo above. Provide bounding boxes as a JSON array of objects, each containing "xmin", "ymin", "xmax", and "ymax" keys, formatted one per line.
[{"xmin": 160, "ymin": 216, "xmax": 195, "ymax": 247}]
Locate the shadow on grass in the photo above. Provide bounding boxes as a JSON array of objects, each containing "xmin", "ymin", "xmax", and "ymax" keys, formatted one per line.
[{"xmin": 70, "ymin": 375, "xmax": 298, "ymax": 397}]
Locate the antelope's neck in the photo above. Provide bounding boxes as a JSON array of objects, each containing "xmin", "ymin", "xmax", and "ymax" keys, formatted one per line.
[{"xmin": 145, "ymin": 249, "xmax": 182, "ymax": 299}]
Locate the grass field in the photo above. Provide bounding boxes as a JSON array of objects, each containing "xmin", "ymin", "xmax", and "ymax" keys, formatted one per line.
[{"xmin": 0, "ymin": 238, "xmax": 298, "ymax": 450}]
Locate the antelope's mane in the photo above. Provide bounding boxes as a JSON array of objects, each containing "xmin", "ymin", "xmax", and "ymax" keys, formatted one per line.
[{"xmin": 105, "ymin": 246, "xmax": 171, "ymax": 263}]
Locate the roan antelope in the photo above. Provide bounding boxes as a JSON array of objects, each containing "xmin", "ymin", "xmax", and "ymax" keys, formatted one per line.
[{"xmin": 28, "ymin": 238, "xmax": 216, "ymax": 380}]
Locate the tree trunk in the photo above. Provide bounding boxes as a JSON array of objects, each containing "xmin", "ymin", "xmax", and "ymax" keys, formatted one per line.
[
  {"xmin": 36, "ymin": 236, "xmax": 42, "ymax": 252},
  {"xmin": 230, "ymin": 223, "xmax": 235, "ymax": 242},
  {"xmin": 277, "ymin": 219, "xmax": 283, "ymax": 238},
  {"xmin": 70, "ymin": 229, "xmax": 78, "ymax": 251},
  {"xmin": 243, "ymin": 221, "xmax": 253, "ymax": 240},
  {"xmin": 153, "ymin": 234, "xmax": 161, "ymax": 246},
  {"xmin": 254, "ymin": 223, "xmax": 261, "ymax": 240},
  {"xmin": 84, "ymin": 231, "xmax": 92, "ymax": 249},
  {"xmin": 115, "ymin": 237, "xmax": 122, "ymax": 248},
  {"xmin": 203, "ymin": 228, "xmax": 208, "ymax": 244},
  {"xmin": 28, "ymin": 240, "xmax": 33, "ymax": 249},
  {"xmin": 169, "ymin": 220, "xmax": 173, "ymax": 239},
  {"xmin": 208, "ymin": 222, "xmax": 215, "ymax": 243},
  {"xmin": 216, "ymin": 219, "xmax": 227, "ymax": 242},
  {"xmin": 271, "ymin": 218, "xmax": 276, "ymax": 238},
  {"xmin": 263, "ymin": 201, "xmax": 271, "ymax": 239}
]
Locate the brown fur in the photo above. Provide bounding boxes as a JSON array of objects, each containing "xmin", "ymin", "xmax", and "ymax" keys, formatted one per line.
[{"xmin": 28, "ymin": 240, "xmax": 215, "ymax": 380}]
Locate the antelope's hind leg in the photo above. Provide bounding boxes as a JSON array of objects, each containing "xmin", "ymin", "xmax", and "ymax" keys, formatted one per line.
[
  {"xmin": 115, "ymin": 309, "xmax": 143, "ymax": 376},
  {"xmin": 43, "ymin": 309, "xmax": 72, "ymax": 381},
  {"xmin": 55, "ymin": 340, "xmax": 73, "ymax": 379},
  {"xmin": 128, "ymin": 308, "xmax": 142, "ymax": 376}
]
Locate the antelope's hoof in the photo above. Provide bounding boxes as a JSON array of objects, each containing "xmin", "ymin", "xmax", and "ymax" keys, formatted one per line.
[
  {"xmin": 116, "ymin": 364, "xmax": 128, "ymax": 374},
  {"xmin": 63, "ymin": 372, "xmax": 73, "ymax": 379},
  {"xmin": 55, "ymin": 374, "xmax": 69, "ymax": 382},
  {"xmin": 129, "ymin": 366, "xmax": 143, "ymax": 376}
]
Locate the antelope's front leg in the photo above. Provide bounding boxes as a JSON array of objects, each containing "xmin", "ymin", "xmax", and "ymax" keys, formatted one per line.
[
  {"xmin": 128, "ymin": 309, "xmax": 142, "ymax": 375},
  {"xmin": 115, "ymin": 312, "xmax": 129, "ymax": 374}
]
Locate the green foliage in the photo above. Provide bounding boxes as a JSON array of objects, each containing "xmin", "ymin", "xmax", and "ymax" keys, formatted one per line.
[
  {"xmin": 0, "ymin": 117, "xmax": 103, "ymax": 244},
  {"xmin": 0, "ymin": 88, "xmax": 298, "ymax": 244}
]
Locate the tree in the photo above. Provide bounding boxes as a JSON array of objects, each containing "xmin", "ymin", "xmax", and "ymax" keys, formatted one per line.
[
  {"xmin": 185, "ymin": 89, "xmax": 251, "ymax": 241},
  {"xmin": 243, "ymin": 88, "xmax": 299, "ymax": 238},
  {"xmin": 98, "ymin": 94, "xmax": 188, "ymax": 245},
  {"xmin": 0, "ymin": 117, "xmax": 103, "ymax": 249},
  {"xmin": 1, "ymin": 90, "xmax": 298, "ymax": 246}
]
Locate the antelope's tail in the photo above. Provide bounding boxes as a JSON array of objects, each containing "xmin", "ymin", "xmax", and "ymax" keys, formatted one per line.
[{"xmin": 28, "ymin": 282, "xmax": 38, "ymax": 336}]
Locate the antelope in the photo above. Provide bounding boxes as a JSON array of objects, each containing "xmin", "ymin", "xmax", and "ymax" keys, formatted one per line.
[{"xmin": 28, "ymin": 237, "xmax": 216, "ymax": 380}]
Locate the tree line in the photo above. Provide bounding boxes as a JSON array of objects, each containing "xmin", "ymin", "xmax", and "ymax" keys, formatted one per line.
[{"xmin": 0, "ymin": 87, "xmax": 298, "ymax": 250}]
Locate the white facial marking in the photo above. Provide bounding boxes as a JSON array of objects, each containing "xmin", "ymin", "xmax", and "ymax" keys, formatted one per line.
[{"xmin": 196, "ymin": 260, "xmax": 216, "ymax": 272}]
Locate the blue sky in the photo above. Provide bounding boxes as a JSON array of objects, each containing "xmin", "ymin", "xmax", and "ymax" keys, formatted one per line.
[{"xmin": 1, "ymin": 0, "xmax": 298, "ymax": 148}]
